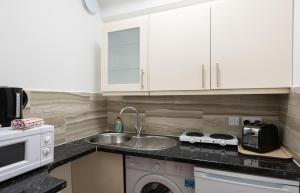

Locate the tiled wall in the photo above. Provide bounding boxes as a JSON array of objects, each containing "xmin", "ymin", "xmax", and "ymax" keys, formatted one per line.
[
  {"xmin": 24, "ymin": 91, "xmax": 293, "ymax": 149},
  {"xmin": 280, "ymin": 88, "xmax": 300, "ymax": 161},
  {"xmin": 107, "ymin": 95, "xmax": 281, "ymax": 139},
  {"xmin": 23, "ymin": 91, "xmax": 107, "ymax": 145}
]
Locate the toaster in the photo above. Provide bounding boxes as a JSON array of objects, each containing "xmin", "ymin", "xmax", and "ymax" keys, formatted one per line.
[{"xmin": 242, "ymin": 122, "xmax": 279, "ymax": 153}]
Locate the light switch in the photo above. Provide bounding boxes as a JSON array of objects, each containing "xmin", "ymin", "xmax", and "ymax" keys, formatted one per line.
[{"xmin": 228, "ymin": 116, "xmax": 240, "ymax": 126}]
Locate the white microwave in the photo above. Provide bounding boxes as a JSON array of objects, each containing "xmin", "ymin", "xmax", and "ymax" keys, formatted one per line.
[{"xmin": 0, "ymin": 125, "xmax": 54, "ymax": 182}]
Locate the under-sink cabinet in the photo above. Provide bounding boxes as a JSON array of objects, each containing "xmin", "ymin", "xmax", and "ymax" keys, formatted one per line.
[
  {"xmin": 72, "ymin": 152, "xmax": 124, "ymax": 193},
  {"xmin": 101, "ymin": 0, "xmax": 293, "ymax": 96},
  {"xmin": 51, "ymin": 152, "xmax": 124, "ymax": 193}
]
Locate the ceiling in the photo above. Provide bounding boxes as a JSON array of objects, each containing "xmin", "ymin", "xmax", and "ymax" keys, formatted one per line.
[
  {"xmin": 97, "ymin": 0, "xmax": 212, "ymax": 21},
  {"xmin": 98, "ymin": 0, "xmax": 140, "ymax": 8}
]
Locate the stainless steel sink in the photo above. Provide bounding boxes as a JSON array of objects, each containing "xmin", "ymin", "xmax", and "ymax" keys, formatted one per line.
[
  {"xmin": 86, "ymin": 133, "xmax": 177, "ymax": 151},
  {"xmin": 86, "ymin": 133, "xmax": 132, "ymax": 145},
  {"xmin": 123, "ymin": 136, "xmax": 178, "ymax": 151}
]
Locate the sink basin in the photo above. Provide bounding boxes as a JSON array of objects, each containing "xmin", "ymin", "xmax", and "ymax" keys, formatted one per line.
[
  {"xmin": 86, "ymin": 133, "xmax": 177, "ymax": 151},
  {"xmin": 123, "ymin": 136, "xmax": 177, "ymax": 151},
  {"xmin": 86, "ymin": 133, "xmax": 132, "ymax": 145}
]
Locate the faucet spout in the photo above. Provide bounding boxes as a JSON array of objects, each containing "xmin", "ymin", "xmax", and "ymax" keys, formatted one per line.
[{"xmin": 119, "ymin": 107, "xmax": 143, "ymax": 138}]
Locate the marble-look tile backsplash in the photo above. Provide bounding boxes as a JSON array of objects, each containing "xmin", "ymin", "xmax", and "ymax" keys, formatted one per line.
[
  {"xmin": 23, "ymin": 91, "xmax": 107, "ymax": 145},
  {"xmin": 280, "ymin": 88, "xmax": 300, "ymax": 161},
  {"xmin": 23, "ymin": 91, "xmax": 286, "ymax": 146},
  {"xmin": 107, "ymin": 95, "xmax": 281, "ymax": 138}
]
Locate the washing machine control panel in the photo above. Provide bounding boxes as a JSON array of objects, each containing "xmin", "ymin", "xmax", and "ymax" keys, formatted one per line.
[
  {"xmin": 150, "ymin": 160, "xmax": 166, "ymax": 173},
  {"xmin": 153, "ymin": 163, "xmax": 161, "ymax": 170},
  {"xmin": 126, "ymin": 156, "xmax": 150, "ymax": 170},
  {"xmin": 126, "ymin": 156, "xmax": 194, "ymax": 176}
]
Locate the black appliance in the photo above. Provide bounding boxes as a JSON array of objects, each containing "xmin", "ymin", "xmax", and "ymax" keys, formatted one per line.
[
  {"xmin": 242, "ymin": 122, "xmax": 279, "ymax": 153},
  {"xmin": 0, "ymin": 87, "xmax": 28, "ymax": 127}
]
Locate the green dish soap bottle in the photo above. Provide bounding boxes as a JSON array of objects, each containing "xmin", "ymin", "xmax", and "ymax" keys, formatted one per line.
[{"xmin": 115, "ymin": 116, "xmax": 123, "ymax": 133}]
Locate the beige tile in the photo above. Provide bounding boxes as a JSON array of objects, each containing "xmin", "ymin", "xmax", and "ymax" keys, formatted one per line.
[
  {"xmin": 124, "ymin": 96, "xmax": 175, "ymax": 104},
  {"xmin": 173, "ymin": 95, "xmax": 241, "ymax": 105},
  {"xmin": 107, "ymin": 94, "xmax": 282, "ymax": 139},
  {"xmin": 53, "ymin": 127, "xmax": 67, "ymax": 145},
  {"xmin": 65, "ymin": 117, "xmax": 107, "ymax": 142},
  {"xmin": 280, "ymin": 87, "xmax": 300, "ymax": 161},
  {"xmin": 145, "ymin": 109, "xmax": 203, "ymax": 119},
  {"xmin": 282, "ymin": 125, "xmax": 300, "ymax": 160},
  {"xmin": 25, "ymin": 91, "xmax": 107, "ymax": 145},
  {"xmin": 25, "ymin": 90, "xmax": 287, "ymax": 148},
  {"xmin": 30, "ymin": 92, "xmax": 90, "ymax": 106},
  {"xmin": 240, "ymin": 95, "xmax": 281, "ymax": 107},
  {"xmin": 291, "ymin": 87, "xmax": 300, "ymax": 94}
]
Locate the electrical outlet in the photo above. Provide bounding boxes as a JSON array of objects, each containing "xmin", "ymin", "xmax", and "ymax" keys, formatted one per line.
[
  {"xmin": 241, "ymin": 116, "xmax": 262, "ymax": 125},
  {"xmin": 228, "ymin": 116, "xmax": 240, "ymax": 126}
]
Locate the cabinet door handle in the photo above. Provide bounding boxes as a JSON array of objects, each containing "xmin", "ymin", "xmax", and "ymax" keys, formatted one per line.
[
  {"xmin": 140, "ymin": 69, "xmax": 144, "ymax": 90},
  {"xmin": 202, "ymin": 64, "xmax": 205, "ymax": 89},
  {"xmin": 216, "ymin": 63, "xmax": 220, "ymax": 88}
]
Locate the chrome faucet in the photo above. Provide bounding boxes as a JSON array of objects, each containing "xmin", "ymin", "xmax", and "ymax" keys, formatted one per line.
[{"xmin": 119, "ymin": 107, "xmax": 143, "ymax": 138}]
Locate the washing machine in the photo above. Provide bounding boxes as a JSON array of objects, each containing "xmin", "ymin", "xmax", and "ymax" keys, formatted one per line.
[{"xmin": 126, "ymin": 156, "xmax": 195, "ymax": 193}]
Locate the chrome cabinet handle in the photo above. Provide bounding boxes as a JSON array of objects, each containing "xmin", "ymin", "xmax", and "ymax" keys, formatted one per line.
[
  {"xmin": 202, "ymin": 64, "xmax": 205, "ymax": 89},
  {"xmin": 216, "ymin": 63, "xmax": 220, "ymax": 88},
  {"xmin": 140, "ymin": 69, "xmax": 144, "ymax": 89}
]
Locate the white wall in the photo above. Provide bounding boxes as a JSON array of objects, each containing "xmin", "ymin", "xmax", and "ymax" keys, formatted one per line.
[
  {"xmin": 294, "ymin": 0, "xmax": 300, "ymax": 87},
  {"xmin": 0, "ymin": 0, "xmax": 103, "ymax": 92}
]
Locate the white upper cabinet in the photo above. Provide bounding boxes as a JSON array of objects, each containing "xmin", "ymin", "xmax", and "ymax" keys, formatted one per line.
[
  {"xmin": 211, "ymin": 0, "xmax": 293, "ymax": 90},
  {"xmin": 101, "ymin": 16, "xmax": 148, "ymax": 93},
  {"xmin": 101, "ymin": 0, "xmax": 293, "ymax": 95},
  {"xmin": 149, "ymin": 4, "xmax": 211, "ymax": 91}
]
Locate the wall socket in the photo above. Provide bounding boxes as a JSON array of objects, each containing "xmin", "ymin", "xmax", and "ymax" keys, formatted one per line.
[
  {"xmin": 241, "ymin": 116, "xmax": 262, "ymax": 125},
  {"xmin": 228, "ymin": 116, "xmax": 240, "ymax": 126}
]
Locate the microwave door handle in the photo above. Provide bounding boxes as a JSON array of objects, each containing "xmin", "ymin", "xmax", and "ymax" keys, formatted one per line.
[
  {"xmin": 16, "ymin": 93, "xmax": 21, "ymax": 118},
  {"xmin": 22, "ymin": 91, "xmax": 28, "ymax": 109},
  {"xmin": 198, "ymin": 173, "xmax": 292, "ymax": 192}
]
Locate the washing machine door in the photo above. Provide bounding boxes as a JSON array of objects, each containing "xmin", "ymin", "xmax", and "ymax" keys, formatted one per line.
[{"xmin": 134, "ymin": 174, "xmax": 182, "ymax": 193}]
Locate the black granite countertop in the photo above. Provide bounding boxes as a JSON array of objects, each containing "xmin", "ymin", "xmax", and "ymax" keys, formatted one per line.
[
  {"xmin": 0, "ymin": 139, "xmax": 96, "ymax": 193},
  {"xmin": 0, "ymin": 167, "xmax": 65, "ymax": 193},
  {"xmin": 1, "ymin": 134, "xmax": 300, "ymax": 193},
  {"xmin": 95, "ymin": 138, "xmax": 300, "ymax": 181}
]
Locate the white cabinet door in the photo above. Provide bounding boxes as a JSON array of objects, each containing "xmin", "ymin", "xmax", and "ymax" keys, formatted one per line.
[
  {"xmin": 211, "ymin": 0, "xmax": 293, "ymax": 89},
  {"xmin": 195, "ymin": 168, "xmax": 299, "ymax": 193},
  {"xmin": 149, "ymin": 3, "xmax": 211, "ymax": 91},
  {"xmin": 102, "ymin": 16, "xmax": 148, "ymax": 92}
]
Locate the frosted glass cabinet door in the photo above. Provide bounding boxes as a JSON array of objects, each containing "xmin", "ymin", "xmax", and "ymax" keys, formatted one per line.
[
  {"xmin": 102, "ymin": 16, "xmax": 148, "ymax": 93},
  {"xmin": 108, "ymin": 28, "xmax": 140, "ymax": 84}
]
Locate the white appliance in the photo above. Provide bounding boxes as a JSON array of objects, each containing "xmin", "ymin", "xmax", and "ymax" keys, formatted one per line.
[
  {"xmin": 194, "ymin": 167, "xmax": 299, "ymax": 193},
  {"xmin": 0, "ymin": 125, "xmax": 54, "ymax": 182},
  {"xmin": 126, "ymin": 156, "xmax": 195, "ymax": 193},
  {"xmin": 179, "ymin": 132, "xmax": 238, "ymax": 146}
]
